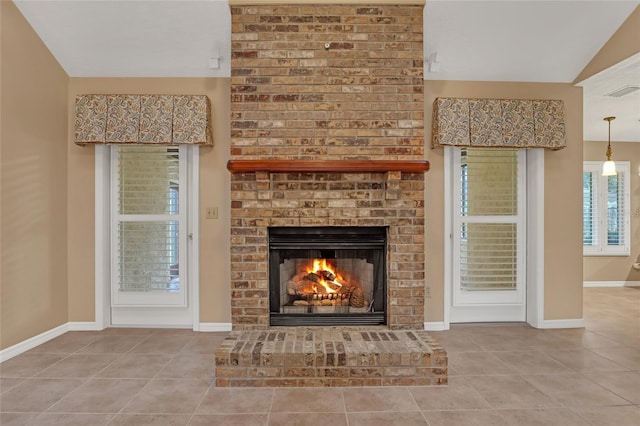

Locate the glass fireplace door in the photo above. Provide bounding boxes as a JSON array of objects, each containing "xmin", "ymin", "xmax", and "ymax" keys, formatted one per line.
[{"xmin": 269, "ymin": 227, "xmax": 387, "ymax": 326}]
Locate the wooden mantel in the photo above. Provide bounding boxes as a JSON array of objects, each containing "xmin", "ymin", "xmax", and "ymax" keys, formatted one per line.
[{"xmin": 226, "ymin": 160, "xmax": 430, "ymax": 174}]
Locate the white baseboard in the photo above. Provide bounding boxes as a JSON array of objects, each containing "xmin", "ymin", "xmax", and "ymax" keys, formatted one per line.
[
  {"xmin": 199, "ymin": 322, "xmax": 232, "ymax": 332},
  {"xmin": 584, "ymin": 281, "xmax": 640, "ymax": 288},
  {"xmin": 539, "ymin": 319, "xmax": 585, "ymax": 329},
  {"xmin": 1, "ymin": 321, "xmax": 232, "ymax": 362},
  {"xmin": 424, "ymin": 321, "xmax": 447, "ymax": 331},
  {"xmin": 108, "ymin": 324, "xmax": 192, "ymax": 329},
  {"xmin": 68, "ymin": 322, "xmax": 103, "ymax": 331},
  {"xmin": 0, "ymin": 323, "xmax": 69, "ymax": 363}
]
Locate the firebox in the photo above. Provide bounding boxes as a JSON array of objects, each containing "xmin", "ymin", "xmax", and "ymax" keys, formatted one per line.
[{"xmin": 268, "ymin": 226, "xmax": 387, "ymax": 326}]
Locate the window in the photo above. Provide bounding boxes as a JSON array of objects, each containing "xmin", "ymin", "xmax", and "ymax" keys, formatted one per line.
[
  {"xmin": 453, "ymin": 148, "xmax": 526, "ymax": 303},
  {"xmin": 111, "ymin": 145, "xmax": 188, "ymax": 306},
  {"xmin": 583, "ymin": 161, "xmax": 630, "ymax": 256}
]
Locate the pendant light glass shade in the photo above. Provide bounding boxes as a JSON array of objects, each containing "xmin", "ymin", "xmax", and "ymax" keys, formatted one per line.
[
  {"xmin": 602, "ymin": 160, "xmax": 616, "ymax": 176},
  {"xmin": 602, "ymin": 116, "xmax": 616, "ymax": 176}
]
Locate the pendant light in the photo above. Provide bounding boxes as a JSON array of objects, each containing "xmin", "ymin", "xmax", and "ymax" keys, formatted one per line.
[{"xmin": 602, "ymin": 116, "xmax": 616, "ymax": 176}]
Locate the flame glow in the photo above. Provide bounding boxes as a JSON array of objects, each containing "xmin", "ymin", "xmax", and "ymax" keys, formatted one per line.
[{"xmin": 304, "ymin": 259, "xmax": 344, "ymax": 293}]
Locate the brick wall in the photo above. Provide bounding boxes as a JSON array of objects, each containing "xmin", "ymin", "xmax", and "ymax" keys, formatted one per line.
[{"xmin": 229, "ymin": 3, "xmax": 425, "ymax": 329}]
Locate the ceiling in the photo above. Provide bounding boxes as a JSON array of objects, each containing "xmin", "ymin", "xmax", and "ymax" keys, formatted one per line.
[{"xmin": 13, "ymin": 0, "xmax": 640, "ymax": 142}]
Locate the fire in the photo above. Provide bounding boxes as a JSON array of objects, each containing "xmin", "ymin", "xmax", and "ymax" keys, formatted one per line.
[
  {"xmin": 305, "ymin": 259, "xmax": 343, "ymax": 293},
  {"xmin": 307, "ymin": 259, "xmax": 332, "ymax": 275}
]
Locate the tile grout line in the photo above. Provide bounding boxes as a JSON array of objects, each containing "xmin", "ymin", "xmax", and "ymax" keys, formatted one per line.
[
  {"xmin": 104, "ymin": 333, "xmax": 173, "ymax": 422},
  {"xmin": 186, "ymin": 376, "xmax": 217, "ymax": 424}
]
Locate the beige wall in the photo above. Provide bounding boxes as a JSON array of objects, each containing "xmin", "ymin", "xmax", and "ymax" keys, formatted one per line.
[
  {"xmin": 583, "ymin": 141, "xmax": 640, "ymax": 283},
  {"xmin": 1, "ymin": 2, "xmax": 69, "ymax": 349},
  {"xmin": 67, "ymin": 78, "xmax": 231, "ymax": 324},
  {"xmin": 574, "ymin": 5, "xmax": 640, "ymax": 84},
  {"xmin": 3, "ymin": 1, "xmax": 632, "ymax": 351},
  {"xmin": 425, "ymin": 81, "xmax": 584, "ymax": 322}
]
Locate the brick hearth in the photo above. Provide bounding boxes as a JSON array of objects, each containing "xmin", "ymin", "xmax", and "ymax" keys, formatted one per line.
[{"xmin": 215, "ymin": 328, "xmax": 447, "ymax": 387}]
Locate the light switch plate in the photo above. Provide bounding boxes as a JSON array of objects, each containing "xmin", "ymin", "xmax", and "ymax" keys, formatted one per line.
[{"xmin": 205, "ymin": 207, "xmax": 218, "ymax": 219}]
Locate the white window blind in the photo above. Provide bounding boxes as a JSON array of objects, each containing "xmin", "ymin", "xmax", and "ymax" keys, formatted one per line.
[
  {"xmin": 583, "ymin": 161, "xmax": 630, "ymax": 256},
  {"xmin": 111, "ymin": 145, "xmax": 187, "ymax": 306},
  {"xmin": 460, "ymin": 149, "xmax": 518, "ymax": 217},
  {"xmin": 453, "ymin": 148, "xmax": 526, "ymax": 306},
  {"xmin": 583, "ymin": 170, "xmax": 599, "ymax": 246},
  {"xmin": 459, "ymin": 149, "xmax": 520, "ymax": 292},
  {"xmin": 460, "ymin": 223, "xmax": 518, "ymax": 291}
]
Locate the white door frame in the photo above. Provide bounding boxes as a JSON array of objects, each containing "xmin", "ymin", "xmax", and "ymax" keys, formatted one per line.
[
  {"xmin": 443, "ymin": 147, "xmax": 544, "ymax": 328},
  {"xmin": 94, "ymin": 145, "xmax": 201, "ymax": 330}
]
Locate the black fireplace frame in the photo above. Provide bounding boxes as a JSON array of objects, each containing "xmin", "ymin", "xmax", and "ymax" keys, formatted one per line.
[{"xmin": 268, "ymin": 226, "xmax": 387, "ymax": 326}]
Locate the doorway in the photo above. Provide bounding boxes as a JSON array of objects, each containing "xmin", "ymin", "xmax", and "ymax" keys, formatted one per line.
[{"xmin": 95, "ymin": 145, "xmax": 200, "ymax": 328}]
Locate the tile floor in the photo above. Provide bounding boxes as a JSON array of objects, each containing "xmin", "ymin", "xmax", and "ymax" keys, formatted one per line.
[{"xmin": 1, "ymin": 287, "xmax": 638, "ymax": 425}]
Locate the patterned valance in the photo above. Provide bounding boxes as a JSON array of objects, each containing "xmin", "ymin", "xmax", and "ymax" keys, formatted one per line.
[
  {"xmin": 74, "ymin": 94, "xmax": 213, "ymax": 146},
  {"xmin": 432, "ymin": 98, "xmax": 566, "ymax": 150}
]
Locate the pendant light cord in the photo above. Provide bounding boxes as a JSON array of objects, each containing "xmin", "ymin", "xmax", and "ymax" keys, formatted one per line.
[{"xmin": 604, "ymin": 116, "xmax": 615, "ymax": 161}]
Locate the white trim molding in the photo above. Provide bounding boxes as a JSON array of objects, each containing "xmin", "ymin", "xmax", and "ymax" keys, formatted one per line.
[
  {"xmin": 0, "ymin": 322, "xmax": 102, "ymax": 363},
  {"xmin": 539, "ymin": 319, "xmax": 585, "ymax": 329},
  {"xmin": 68, "ymin": 322, "xmax": 103, "ymax": 331},
  {"xmin": 443, "ymin": 147, "xmax": 453, "ymax": 329},
  {"xmin": 188, "ymin": 146, "xmax": 201, "ymax": 330},
  {"xmin": 526, "ymin": 149, "xmax": 545, "ymax": 328},
  {"xmin": 199, "ymin": 323, "xmax": 232, "ymax": 332},
  {"xmin": 424, "ymin": 322, "xmax": 447, "ymax": 331},
  {"xmin": 95, "ymin": 144, "xmax": 111, "ymax": 329},
  {"xmin": 0, "ymin": 324, "xmax": 69, "ymax": 363},
  {"xmin": 108, "ymin": 324, "xmax": 191, "ymax": 329},
  {"xmin": 1, "ymin": 321, "xmax": 230, "ymax": 362},
  {"xmin": 584, "ymin": 281, "xmax": 640, "ymax": 287}
]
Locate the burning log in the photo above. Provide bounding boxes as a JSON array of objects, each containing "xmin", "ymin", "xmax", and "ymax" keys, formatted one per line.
[
  {"xmin": 320, "ymin": 270, "xmax": 336, "ymax": 281},
  {"xmin": 305, "ymin": 270, "xmax": 336, "ymax": 283},
  {"xmin": 285, "ymin": 259, "xmax": 367, "ymax": 308},
  {"xmin": 287, "ymin": 274, "xmax": 343, "ymax": 295},
  {"xmin": 305, "ymin": 272, "xmax": 321, "ymax": 283},
  {"xmin": 286, "ymin": 274, "xmax": 309, "ymax": 295}
]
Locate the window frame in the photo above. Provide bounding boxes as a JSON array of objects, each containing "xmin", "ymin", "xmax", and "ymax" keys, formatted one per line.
[
  {"xmin": 110, "ymin": 145, "xmax": 188, "ymax": 307},
  {"xmin": 94, "ymin": 145, "xmax": 200, "ymax": 329},
  {"xmin": 583, "ymin": 161, "xmax": 630, "ymax": 257},
  {"xmin": 452, "ymin": 147, "xmax": 527, "ymax": 307}
]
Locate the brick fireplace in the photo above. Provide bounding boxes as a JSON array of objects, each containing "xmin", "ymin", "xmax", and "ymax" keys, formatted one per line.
[
  {"xmin": 216, "ymin": 1, "xmax": 447, "ymax": 387},
  {"xmin": 228, "ymin": 2, "xmax": 427, "ymax": 330}
]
